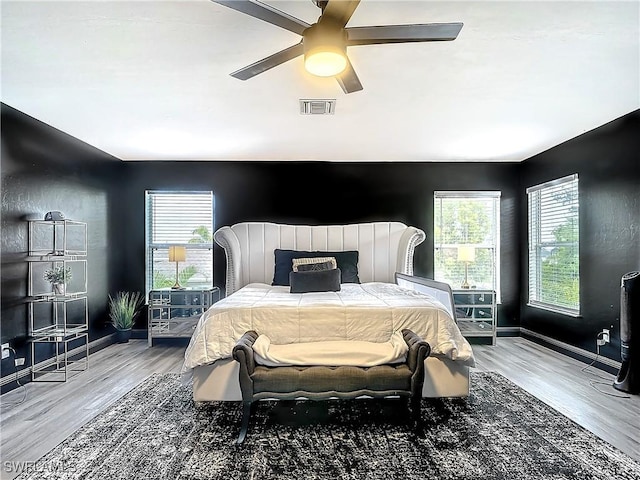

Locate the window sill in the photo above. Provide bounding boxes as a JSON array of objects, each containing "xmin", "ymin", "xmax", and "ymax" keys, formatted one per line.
[{"xmin": 527, "ymin": 302, "xmax": 581, "ymax": 318}]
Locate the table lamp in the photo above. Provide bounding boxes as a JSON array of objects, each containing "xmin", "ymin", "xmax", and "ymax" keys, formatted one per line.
[
  {"xmin": 168, "ymin": 246, "xmax": 186, "ymax": 290},
  {"xmin": 457, "ymin": 246, "xmax": 475, "ymax": 289}
]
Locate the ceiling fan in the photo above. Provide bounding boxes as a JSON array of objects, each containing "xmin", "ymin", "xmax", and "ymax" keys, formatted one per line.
[{"xmin": 211, "ymin": 0, "xmax": 463, "ymax": 94}]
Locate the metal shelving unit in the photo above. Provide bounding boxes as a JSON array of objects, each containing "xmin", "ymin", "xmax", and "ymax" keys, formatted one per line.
[
  {"xmin": 27, "ymin": 219, "xmax": 89, "ymax": 381},
  {"xmin": 148, "ymin": 287, "xmax": 220, "ymax": 346}
]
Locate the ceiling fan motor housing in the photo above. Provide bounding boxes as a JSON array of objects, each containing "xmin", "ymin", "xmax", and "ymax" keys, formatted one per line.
[{"xmin": 303, "ymin": 21, "xmax": 348, "ymax": 77}]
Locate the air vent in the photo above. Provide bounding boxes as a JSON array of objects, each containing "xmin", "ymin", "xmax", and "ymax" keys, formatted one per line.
[{"xmin": 300, "ymin": 99, "xmax": 336, "ymax": 115}]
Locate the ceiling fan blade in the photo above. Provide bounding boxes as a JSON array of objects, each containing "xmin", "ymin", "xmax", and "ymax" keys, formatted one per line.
[
  {"xmin": 347, "ymin": 22, "xmax": 463, "ymax": 45},
  {"xmin": 231, "ymin": 42, "xmax": 304, "ymax": 80},
  {"xmin": 336, "ymin": 58, "xmax": 363, "ymax": 94},
  {"xmin": 321, "ymin": 0, "xmax": 361, "ymax": 27},
  {"xmin": 211, "ymin": 0, "xmax": 311, "ymax": 35}
]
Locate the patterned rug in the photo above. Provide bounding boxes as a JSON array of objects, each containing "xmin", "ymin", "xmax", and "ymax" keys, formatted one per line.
[{"xmin": 16, "ymin": 371, "xmax": 640, "ymax": 480}]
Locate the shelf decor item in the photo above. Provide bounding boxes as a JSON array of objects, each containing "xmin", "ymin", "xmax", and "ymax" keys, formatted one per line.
[
  {"xmin": 457, "ymin": 246, "xmax": 475, "ymax": 289},
  {"xmin": 44, "ymin": 210, "xmax": 65, "ymax": 221},
  {"xmin": 168, "ymin": 246, "xmax": 187, "ymax": 290},
  {"xmin": 109, "ymin": 291, "xmax": 144, "ymax": 343},
  {"xmin": 43, "ymin": 265, "xmax": 72, "ymax": 295}
]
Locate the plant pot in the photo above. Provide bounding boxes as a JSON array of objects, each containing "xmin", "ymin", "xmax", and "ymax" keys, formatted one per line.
[
  {"xmin": 53, "ymin": 283, "xmax": 65, "ymax": 295},
  {"xmin": 115, "ymin": 329, "xmax": 132, "ymax": 344}
]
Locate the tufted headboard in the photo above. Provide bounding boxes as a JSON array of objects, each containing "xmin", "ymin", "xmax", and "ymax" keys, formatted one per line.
[{"xmin": 214, "ymin": 222, "xmax": 426, "ymax": 296}]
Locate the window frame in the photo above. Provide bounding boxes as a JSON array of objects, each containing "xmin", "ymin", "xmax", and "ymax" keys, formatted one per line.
[
  {"xmin": 526, "ymin": 174, "xmax": 580, "ymax": 316},
  {"xmin": 144, "ymin": 190, "xmax": 215, "ymax": 297},
  {"xmin": 433, "ymin": 190, "xmax": 501, "ymax": 301}
]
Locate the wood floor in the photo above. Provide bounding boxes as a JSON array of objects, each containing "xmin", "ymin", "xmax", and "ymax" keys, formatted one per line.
[{"xmin": 1, "ymin": 337, "xmax": 639, "ymax": 479}]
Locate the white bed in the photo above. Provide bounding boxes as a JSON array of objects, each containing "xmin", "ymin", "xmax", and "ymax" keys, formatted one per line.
[{"xmin": 183, "ymin": 221, "xmax": 473, "ymax": 401}]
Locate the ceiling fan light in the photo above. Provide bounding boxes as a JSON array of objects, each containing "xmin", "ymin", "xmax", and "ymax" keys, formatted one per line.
[
  {"xmin": 304, "ymin": 47, "xmax": 347, "ymax": 77},
  {"xmin": 303, "ymin": 22, "xmax": 348, "ymax": 77}
]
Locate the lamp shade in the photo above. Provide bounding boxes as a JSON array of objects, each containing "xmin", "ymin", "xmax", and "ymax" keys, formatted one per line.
[
  {"xmin": 168, "ymin": 245, "xmax": 186, "ymax": 263},
  {"xmin": 457, "ymin": 246, "xmax": 476, "ymax": 263}
]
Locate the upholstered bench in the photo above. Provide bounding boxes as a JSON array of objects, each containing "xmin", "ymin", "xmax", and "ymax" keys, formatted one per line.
[{"xmin": 232, "ymin": 329, "xmax": 431, "ymax": 443}]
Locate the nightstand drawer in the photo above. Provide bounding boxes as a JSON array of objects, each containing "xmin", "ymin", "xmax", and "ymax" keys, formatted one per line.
[
  {"xmin": 148, "ymin": 287, "xmax": 220, "ymax": 346},
  {"xmin": 452, "ymin": 289, "xmax": 496, "ymax": 345}
]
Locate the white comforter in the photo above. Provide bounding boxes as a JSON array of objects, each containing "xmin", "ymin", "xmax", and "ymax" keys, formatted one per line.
[{"xmin": 182, "ymin": 282, "xmax": 476, "ymax": 372}]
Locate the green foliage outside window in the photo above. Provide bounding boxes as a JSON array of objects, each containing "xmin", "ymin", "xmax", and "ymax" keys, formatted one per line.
[
  {"xmin": 528, "ymin": 175, "xmax": 579, "ymax": 314},
  {"xmin": 189, "ymin": 225, "xmax": 212, "ymax": 244},
  {"xmin": 434, "ymin": 195, "xmax": 499, "ymax": 292},
  {"xmin": 145, "ymin": 190, "xmax": 214, "ymax": 295},
  {"xmin": 538, "ymin": 206, "xmax": 579, "ymax": 309},
  {"xmin": 153, "ymin": 265, "xmax": 200, "ymax": 289},
  {"xmin": 151, "ymin": 226, "xmax": 214, "ymax": 289}
]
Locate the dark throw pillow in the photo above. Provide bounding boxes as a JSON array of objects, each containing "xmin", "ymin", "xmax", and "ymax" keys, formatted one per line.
[
  {"xmin": 289, "ymin": 268, "xmax": 342, "ymax": 293},
  {"xmin": 272, "ymin": 249, "xmax": 360, "ymax": 286}
]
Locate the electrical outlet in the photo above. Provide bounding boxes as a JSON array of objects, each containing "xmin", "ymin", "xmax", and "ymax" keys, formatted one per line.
[
  {"xmin": 1, "ymin": 343, "xmax": 10, "ymax": 360},
  {"xmin": 597, "ymin": 329, "xmax": 610, "ymax": 346}
]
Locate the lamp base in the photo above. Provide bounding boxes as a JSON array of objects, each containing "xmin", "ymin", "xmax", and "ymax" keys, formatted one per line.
[
  {"xmin": 172, "ymin": 261, "xmax": 185, "ymax": 289},
  {"xmin": 461, "ymin": 261, "xmax": 471, "ymax": 288}
]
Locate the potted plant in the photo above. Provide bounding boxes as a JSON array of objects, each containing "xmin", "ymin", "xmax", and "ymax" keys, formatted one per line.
[
  {"xmin": 108, "ymin": 291, "xmax": 144, "ymax": 343},
  {"xmin": 43, "ymin": 265, "xmax": 72, "ymax": 295}
]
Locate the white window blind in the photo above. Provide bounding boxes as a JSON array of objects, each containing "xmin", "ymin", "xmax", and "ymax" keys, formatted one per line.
[
  {"xmin": 434, "ymin": 191, "xmax": 501, "ymax": 297},
  {"xmin": 145, "ymin": 191, "xmax": 214, "ymax": 294},
  {"xmin": 527, "ymin": 174, "xmax": 579, "ymax": 315}
]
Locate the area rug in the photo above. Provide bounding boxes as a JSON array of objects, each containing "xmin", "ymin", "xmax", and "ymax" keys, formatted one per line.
[{"xmin": 16, "ymin": 371, "xmax": 640, "ymax": 480}]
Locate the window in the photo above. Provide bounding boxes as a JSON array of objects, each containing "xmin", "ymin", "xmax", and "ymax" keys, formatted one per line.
[
  {"xmin": 527, "ymin": 174, "xmax": 579, "ymax": 315},
  {"xmin": 434, "ymin": 191, "xmax": 501, "ymax": 297},
  {"xmin": 145, "ymin": 191, "xmax": 214, "ymax": 295}
]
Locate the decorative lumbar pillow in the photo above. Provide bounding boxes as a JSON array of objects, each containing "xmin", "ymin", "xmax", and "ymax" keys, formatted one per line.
[
  {"xmin": 289, "ymin": 268, "xmax": 342, "ymax": 293},
  {"xmin": 292, "ymin": 257, "xmax": 337, "ymax": 272},
  {"xmin": 272, "ymin": 249, "xmax": 360, "ymax": 286}
]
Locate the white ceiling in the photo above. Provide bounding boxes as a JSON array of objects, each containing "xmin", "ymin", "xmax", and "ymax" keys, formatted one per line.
[{"xmin": 2, "ymin": 1, "xmax": 638, "ymax": 162}]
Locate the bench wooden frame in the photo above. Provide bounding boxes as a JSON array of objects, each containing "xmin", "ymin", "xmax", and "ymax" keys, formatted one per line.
[{"xmin": 232, "ymin": 329, "xmax": 431, "ymax": 443}]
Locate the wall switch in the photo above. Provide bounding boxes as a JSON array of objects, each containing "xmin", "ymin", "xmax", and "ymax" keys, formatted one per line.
[{"xmin": 1, "ymin": 343, "xmax": 10, "ymax": 360}]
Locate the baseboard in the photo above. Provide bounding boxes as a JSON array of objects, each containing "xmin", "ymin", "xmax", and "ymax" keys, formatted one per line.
[
  {"xmin": 2, "ymin": 327, "xmax": 622, "ymax": 389},
  {"xmin": 497, "ymin": 326, "xmax": 520, "ymax": 336},
  {"xmin": 0, "ymin": 333, "xmax": 117, "ymax": 390},
  {"xmin": 520, "ymin": 328, "xmax": 621, "ymax": 371}
]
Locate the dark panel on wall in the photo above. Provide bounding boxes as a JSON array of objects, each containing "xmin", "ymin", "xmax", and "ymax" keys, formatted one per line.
[
  {"xmin": 520, "ymin": 110, "xmax": 640, "ymax": 361},
  {"xmin": 119, "ymin": 160, "xmax": 521, "ymax": 330},
  {"xmin": 1, "ymin": 103, "xmax": 124, "ymax": 385}
]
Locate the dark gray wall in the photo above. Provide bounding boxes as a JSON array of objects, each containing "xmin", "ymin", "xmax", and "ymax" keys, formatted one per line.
[
  {"xmin": 519, "ymin": 110, "xmax": 640, "ymax": 361},
  {"xmin": 118, "ymin": 161, "xmax": 521, "ymax": 329},
  {"xmin": 3, "ymin": 100, "xmax": 636, "ymax": 387},
  {"xmin": 1, "ymin": 104, "xmax": 122, "ymax": 385}
]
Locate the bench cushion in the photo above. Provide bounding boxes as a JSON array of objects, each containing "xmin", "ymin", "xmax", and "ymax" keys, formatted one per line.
[{"xmin": 251, "ymin": 364, "xmax": 412, "ymax": 397}]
